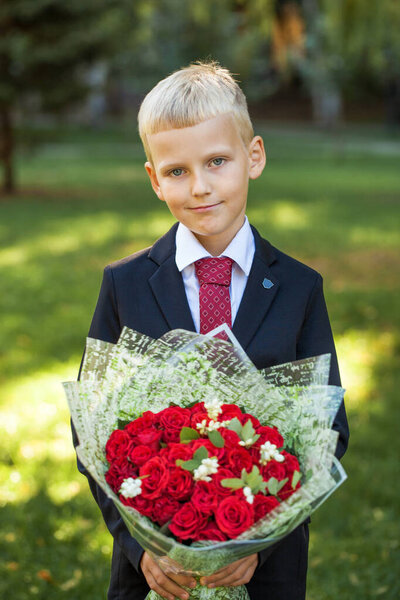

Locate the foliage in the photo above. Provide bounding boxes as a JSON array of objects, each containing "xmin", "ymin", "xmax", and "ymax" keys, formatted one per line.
[
  {"xmin": 0, "ymin": 123, "xmax": 400, "ymax": 598},
  {"xmin": 0, "ymin": 0, "xmax": 125, "ymax": 191}
]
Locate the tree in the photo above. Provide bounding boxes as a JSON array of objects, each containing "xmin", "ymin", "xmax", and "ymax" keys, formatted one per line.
[{"xmin": 0, "ymin": 0, "xmax": 126, "ymax": 194}]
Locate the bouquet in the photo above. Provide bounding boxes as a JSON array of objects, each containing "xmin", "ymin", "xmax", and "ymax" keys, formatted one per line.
[{"xmin": 64, "ymin": 325, "xmax": 347, "ymax": 600}]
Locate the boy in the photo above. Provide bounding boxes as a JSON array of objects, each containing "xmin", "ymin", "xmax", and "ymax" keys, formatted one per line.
[{"xmin": 75, "ymin": 61, "xmax": 349, "ymax": 600}]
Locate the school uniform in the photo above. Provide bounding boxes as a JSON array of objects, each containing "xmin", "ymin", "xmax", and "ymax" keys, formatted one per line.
[{"xmin": 74, "ymin": 219, "xmax": 349, "ymax": 600}]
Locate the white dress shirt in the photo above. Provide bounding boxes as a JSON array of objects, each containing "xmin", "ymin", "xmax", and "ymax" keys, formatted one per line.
[{"xmin": 175, "ymin": 217, "xmax": 255, "ymax": 332}]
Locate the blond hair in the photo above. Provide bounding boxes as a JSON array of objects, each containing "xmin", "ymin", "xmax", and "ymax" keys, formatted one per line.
[{"xmin": 138, "ymin": 61, "xmax": 254, "ymax": 162}]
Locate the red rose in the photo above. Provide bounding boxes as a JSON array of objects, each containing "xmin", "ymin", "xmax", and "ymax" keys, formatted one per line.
[
  {"xmin": 191, "ymin": 481, "xmax": 219, "ymax": 515},
  {"xmin": 158, "ymin": 406, "xmax": 192, "ymax": 443},
  {"xmin": 197, "ymin": 521, "xmax": 228, "ymax": 542},
  {"xmin": 281, "ymin": 451, "xmax": 300, "ymax": 473},
  {"xmin": 278, "ymin": 451, "xmax": 301, "ymax": 500},
  {"xmin": 190, "ymin": 409, "xmax": 210, "ymax": 430},
  {"xmin": 211, "ymin": 468, "xmax": 235, "ymax": 496},
  {"xmin": 253, "ymin": 494, "xmax": 280, "ymax": 522},
  {"xmin": 261, "ymin": 459, "xmax": 287, "ymax": 482},
  {"xmin": 124, "ymin": 411, "xmax": 156, "ymax": 436},
  {"xmin": 152, "ymin": 496, "xmax": 181, "ymax": 526},
  {"xmin": 220, "ymin": 404, "xmax": 242, "ymax": 422},
  {"xmin": 128, "ymin": 444, "xmax": 155, "ymax": 467},
  {"xmin": 165, "ymin": 467, "xmax": 194, "ymax": 501},
  {"xmin": 105, "ymin": 429, "xmax": 133, "ymax": 463},
  {"xmin": 140, "ymin": 456, "xmax": 169, "ymax": 499},
  {"xmin": 122, "ymin": 494, "xmax": 154, "ymax": 517},
  {"xmin": 190, "ymin": 402, "xmax": 205, "ymax": 413},
  {"xmin": 254, "ymin": 426, "xmax": 284, "ymax": 449},
  {"xmin": 215, "ymin": 496, "xmax": 254, "ymax": 538},
  {"xmin": 165, "ymin": 442, "xmax": 193, "ymax": 463},
  {"xmin": 169, "ymin": 502, "xmax": 208, "ymax": 541},
  {"xmin": 136, "ymin": 428, "xmax": 163, "ymax": 451},
  {"xmin": 219, "ymin": 428, "xmax": 241, "ymax": 450},
  {"xmin": 227, "ymin": 447, "xmax": 254, "ymax": 477},
  {"xmin": 105, "ymin": 458, "xmax": 137, "ymax": 493}
]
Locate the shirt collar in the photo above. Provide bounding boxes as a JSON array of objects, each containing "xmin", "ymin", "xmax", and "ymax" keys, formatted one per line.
[{"xmin": 175, "ymin": 216, "xmax": 255, "ymax": 276}]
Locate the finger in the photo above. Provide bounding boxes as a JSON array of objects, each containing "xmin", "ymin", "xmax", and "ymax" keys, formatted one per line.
[
  {"xmin": 147, "ymin": 569, "xmax": 190, "ymax": 600},
  {"xmin": 203, "ymin": 558, "xmax": 257, "ymax": 587},
  {"xmin": 202, "ymin": 559, "xmax": 247, "ymax": 584},
  {"xmin": 169, "ymin": 571, "xmax": 197, "ymax": 589}
]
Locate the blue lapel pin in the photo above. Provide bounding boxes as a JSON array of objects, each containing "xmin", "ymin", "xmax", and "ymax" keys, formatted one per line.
[{"xmin": 262, "ymin": 278, "xmax": 274, "ymax": 289}]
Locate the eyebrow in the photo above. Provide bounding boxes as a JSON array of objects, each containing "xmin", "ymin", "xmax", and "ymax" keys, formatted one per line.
[{"xmin": 158, "ymin": 148, "xmax": 232, "ymax": 173}]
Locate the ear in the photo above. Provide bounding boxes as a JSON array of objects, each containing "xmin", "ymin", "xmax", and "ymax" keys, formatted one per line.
[
  {"xmin": 145, "ymin": 161, "xmax": 165, "ymax": 201},
  {"xmin": 248, "ymin": 136, "xmax": 266, "ymax": 180}
]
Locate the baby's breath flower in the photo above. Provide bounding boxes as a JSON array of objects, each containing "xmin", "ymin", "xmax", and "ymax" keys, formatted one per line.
[
  {"xmin": 119, "ymin": 477, "xmax": 142, "ymax": 498},
  {"xmin": 259, "ymin": 441, "xmax": 285, "ymax": 466},
  {"xmin": 196, "ymin": 419, "xmax": 223, "ymax": 435},
  {"xmin": 193, "ymin": 457, "xmax": 219, "ymax": 482},
  {"xmin": 203, "ymin": 397, "xmax": 223, "ymax": 421},
  {"xmin": 243, "ymin": 486, "xmax": 254, "ymax": 504}
]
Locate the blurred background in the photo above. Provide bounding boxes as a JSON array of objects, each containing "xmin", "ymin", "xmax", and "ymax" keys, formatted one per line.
[{"xmin": 1, "ymin": 1, "xmax": 399, "ymax": 598}]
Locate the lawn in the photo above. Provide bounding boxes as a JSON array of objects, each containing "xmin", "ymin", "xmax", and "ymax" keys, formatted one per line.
[{"xmin": 1, "ymin": 122, "xmax": 399, "ymax": 599}]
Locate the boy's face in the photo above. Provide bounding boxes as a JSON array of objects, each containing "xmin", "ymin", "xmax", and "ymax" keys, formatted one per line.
[{"xmin": 145, "ymin": 113, "xmax": 265, "ymax": 255}]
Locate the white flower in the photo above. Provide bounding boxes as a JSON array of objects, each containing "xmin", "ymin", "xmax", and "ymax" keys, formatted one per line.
[
  {"xmin": 119, "ymin": 477, "xmax": 142, "ymax": 498},
  {"xmin": 259, "ymin": 441, "xmax": 285, "ymax": 466},
  {"xmin": 196, "ymin": 419, "xmax": 223, "ymax": 435},
  {"xmin": 204, "ymin": 397, "xmax": 223, "ymax": 421},
  {"xmin": 193, "ymin": 457, "xmax": 219, "ymax": 482},
  {"xmin": 243, "ymin": 486, "xmax": 254, "ymax": 505},
  {"xmin": 239, "ymin": 438, "xmax": 257, "ymax": 448}
]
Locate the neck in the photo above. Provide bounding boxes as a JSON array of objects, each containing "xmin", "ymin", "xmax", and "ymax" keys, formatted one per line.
[{"xmin": 192, "ymin": 219, "xmax": 246, "ymax": 256}]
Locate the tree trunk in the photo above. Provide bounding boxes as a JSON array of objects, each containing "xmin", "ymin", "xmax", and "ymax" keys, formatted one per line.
[{"xmin": 0, "ymin": 104, "xmax": 15, "ymax": 194}]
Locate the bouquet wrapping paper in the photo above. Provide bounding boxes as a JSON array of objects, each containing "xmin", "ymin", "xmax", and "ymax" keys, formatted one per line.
[{"xmin": 64, "ymin": 325, "xmax": 346, "ymax": 600}]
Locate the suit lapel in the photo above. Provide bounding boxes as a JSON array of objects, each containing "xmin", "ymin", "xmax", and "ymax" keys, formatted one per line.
[
  {"xmin": 147, "ymin": 223, "xmax": 280, "ymax": 345},
  {"xmin": 148, "ymin": 224, "xmax": 196, "ymax": 332},
  {"xmin": 232, "ymin": 228, "xmax": 280, "ymax": 349}
]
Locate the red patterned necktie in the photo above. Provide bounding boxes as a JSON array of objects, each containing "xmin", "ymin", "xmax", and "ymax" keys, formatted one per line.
[{"xmin": 194, "ymin": 257, "xmax": 234, "ymax": 339}]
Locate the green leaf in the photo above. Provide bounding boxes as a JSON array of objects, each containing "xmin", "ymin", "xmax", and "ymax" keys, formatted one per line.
[
  {"xmin": 178, "ymin": 459, "xmax": 199, "ymax": 472},
  {"xmin": 220, "ymin": 478, "xmax": 245, "ymax": 489},
  {"xmin": 266, "ymin": 477, "xmax": 279, "ymax": 496},
  {"xmin": 180, "ymin": 427, "xmax": 200, "ymax": 443},
  {"xmin": 241, "ymin": 420, "xmax": 256, "ymax": 441},
  {"xmin": 208, "ymin": 429, "xmax": 225, "ymax": 448},
  {"xmin": 193, "ymin": 446, "xmax": 209, "ymax": 462},
  {"xmin": 305, "ymin": 468, "xmax": 313, "ymax": 481},
  {"xmin": 291, "ymin": 470, "xmax": 302, "ymax": 489},
  {"xmin": 226, "ymin": 418, "xmax": 242, "ymax": 435},
  {"xmin": 246, "ymin": 468, "xmax": 262, "ymax": 489},
  {"xmin": 276, "ymin": 478, "xmax": 288, "ymax": 492}
]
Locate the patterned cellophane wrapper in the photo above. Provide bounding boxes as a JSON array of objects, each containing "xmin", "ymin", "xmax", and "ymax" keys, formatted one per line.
[{"xmin": 63, "ymin": 324, "xmax": 347, "ymax": 600}]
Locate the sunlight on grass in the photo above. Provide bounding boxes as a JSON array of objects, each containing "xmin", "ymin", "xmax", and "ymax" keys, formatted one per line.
[
  {"xmin": 335, "ymin": 329, "xmax": 395, "ymax": 408},
  {"xmin": 0, "ymin": 361, "xmax": 79, "ymax": 505},
  {"xmin": 248, "ymin": 200, "xmax": 308, "ymax": 231}
]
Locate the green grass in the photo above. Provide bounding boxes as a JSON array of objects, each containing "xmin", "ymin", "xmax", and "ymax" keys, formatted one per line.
[{"xmin": 1, "ymin": 122, "xmax": 399, "ymax": 599}]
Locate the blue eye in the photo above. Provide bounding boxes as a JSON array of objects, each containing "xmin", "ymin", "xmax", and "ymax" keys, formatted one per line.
[
  {"xmin": 170, "ymin": 168, "xmax": 183, "ymax": 177},
  {"xmin": 212, "ymin": 158, "xmax": 224, "ymax": 166}
]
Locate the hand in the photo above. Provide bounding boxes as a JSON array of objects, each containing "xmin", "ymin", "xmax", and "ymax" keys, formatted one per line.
[
  {"xmin": 200, "ymin": 553, "xmax": 259, "ymax": 588},
  {"xmin": 140, "ymin": 551, "xmax": 196, "ymax": 600}
]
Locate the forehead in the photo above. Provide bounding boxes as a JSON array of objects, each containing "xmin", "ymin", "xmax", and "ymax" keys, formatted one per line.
[{"xmin": 147, "ymin": 113, "xmax": 246, "ymax": 167}]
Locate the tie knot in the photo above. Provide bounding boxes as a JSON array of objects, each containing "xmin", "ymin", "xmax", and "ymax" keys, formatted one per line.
[{"xmin": 194, "ymin": 257, "xmax": 233, "ymax": 286}]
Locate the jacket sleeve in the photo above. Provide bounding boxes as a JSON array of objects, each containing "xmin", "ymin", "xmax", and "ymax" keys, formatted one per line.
[
  {"xmin": 72, "ymin": 266, "xmax": 145, "ymax": 573},
  {"xmin": 257, "ymin": 273, "xmax": 349, "ymax": 571}
]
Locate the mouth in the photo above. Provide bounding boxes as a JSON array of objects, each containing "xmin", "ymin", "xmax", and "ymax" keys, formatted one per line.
[{"xmin": 189, "ymin": 202, "xmax": 222, "ymax": 212}]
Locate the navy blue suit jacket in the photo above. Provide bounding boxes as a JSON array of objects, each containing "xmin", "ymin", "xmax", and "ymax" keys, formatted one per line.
[{"xmin": 74, "ymin": 223, "xmax": 349, "ymax": 600}]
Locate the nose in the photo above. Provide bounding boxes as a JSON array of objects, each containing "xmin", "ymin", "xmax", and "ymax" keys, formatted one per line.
[{"xmin": 191, "ymin": 169, "xmax": 211, "ymax": 197}]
